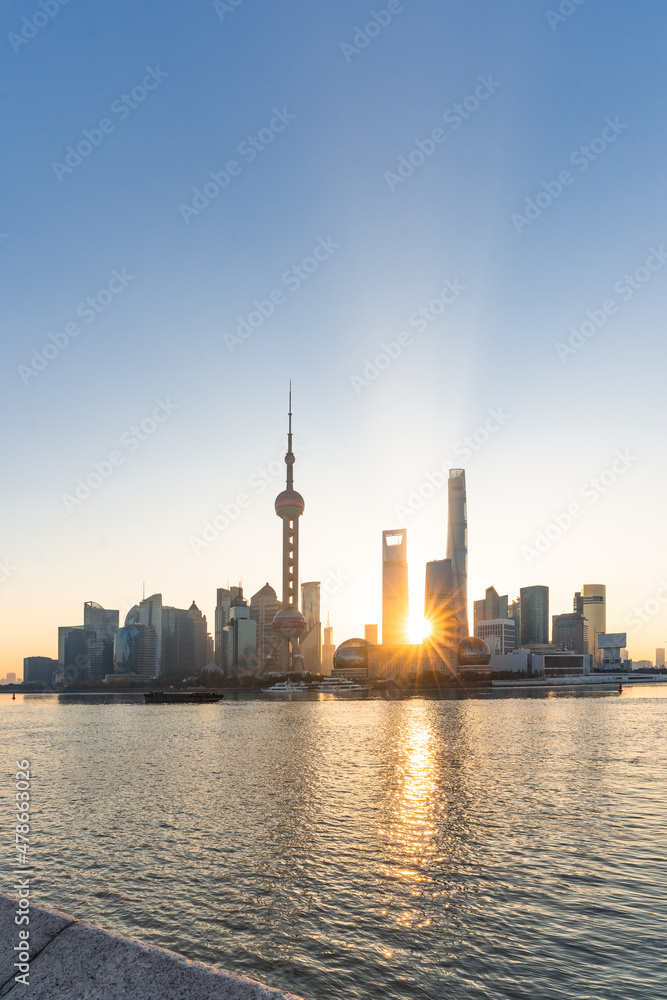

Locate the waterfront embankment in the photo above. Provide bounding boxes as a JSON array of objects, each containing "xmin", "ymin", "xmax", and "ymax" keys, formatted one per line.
[{"xmin": 0, "ymin": 894, "xmax": 307, "ymax": 999}]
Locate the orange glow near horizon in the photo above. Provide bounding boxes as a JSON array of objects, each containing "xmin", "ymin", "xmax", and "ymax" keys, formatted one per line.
[{"xmin": 409, "ymin": 614, "xmax": 432, "ymax": 646}]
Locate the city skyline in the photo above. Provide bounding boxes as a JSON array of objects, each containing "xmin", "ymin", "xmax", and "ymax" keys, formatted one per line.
[
  {"xmin": 13, "ymin": 477, "xmax": 664, "ymax": 679},
  {"xmin": 3, "ymin": 1, "xmax": 667, "ymax": 675}
]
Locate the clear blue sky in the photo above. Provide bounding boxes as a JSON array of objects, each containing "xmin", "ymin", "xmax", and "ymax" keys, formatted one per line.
[{"xmin": 2, "ymin": 0, "xmax": 667, "ymax": 673}]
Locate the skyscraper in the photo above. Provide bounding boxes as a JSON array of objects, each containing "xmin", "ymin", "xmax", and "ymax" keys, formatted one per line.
[
  {"xmin": 161, "ymin": 606, "xmax": 195, "ymax": 680},
  {"xmin": 446, "ymin": 469, "xmax": 468, "ymax": 639},
  {"xmin": 226, "ymin": 590, "xmax": 257, "ymax": 677},
  {"xmin": 382, "ymin": 529, "xmax": 408, "ymax": 644},
  {"xmin": 424, "ymin": 558, "xmax": 455, "ymax": 647},
  {"xmin": 473, "ymin": 586, "xmax": 508, "ymax": 630},
  {"xmin": 552, "ymin": 612, "xmax": 588, "ymax": 654},
  {"xmin": 656, "ymin": 648, "xmax": 665, "ymax": 668},
  {"xmin": 519, "ymin": 586, "xmax": 549, "ymax": 646},
  {"xmin": 83, "ymin": 602, "xmax": 119, "ymax": 680},
  {"xmin": 272, "ymin": 387, "xmax": 307, "ymax": 671},
  {"xmin": 301, "ymin": 581, "xmax": 322, "ymax": 673},
  {"xmin": 364, "ymin": 624, "xmax": 378, "ymax": 645},
  {"xmin": 188, "ymin": 601, "xmax": 209, "ymax": 671},
  {"xmin": 322, "ymin": 615, "xmax": 335, "ymax": 675},
  {"xmin": 575, "ymin": 585, "xmax": 606, "ymax": 666},
  {"xmin": 250, "ymin": 583, "xmax": 282, "ymax": 673},
  {"xmin": 508, "ymin": 598, "xmax": 521, "ymax": 645},
  {"xmin": 139, "ymin": 593, "xmax": 163, "ymax": 676},
  {"xmin": 58, "ymin": 625, "xmax": 86, "ymax": 680},
  {"xmin": 113, "ymin": 623, "xmax": 158, "ymax": 678},
  {"xmin": 215, "ymin": 588, "xmax": 231, "ymax": 670}
]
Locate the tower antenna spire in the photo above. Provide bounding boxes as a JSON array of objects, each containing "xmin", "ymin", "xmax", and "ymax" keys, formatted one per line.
[{"xmin": 286, "ymin": 381, "xmax": 294, "ymax": 490}]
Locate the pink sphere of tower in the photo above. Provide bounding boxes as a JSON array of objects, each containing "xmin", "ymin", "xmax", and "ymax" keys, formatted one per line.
[{"xmin": 275, "ymin": 489, "xmax": 305, "ymax": 519}]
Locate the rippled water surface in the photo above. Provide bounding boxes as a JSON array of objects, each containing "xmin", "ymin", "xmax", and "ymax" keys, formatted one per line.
[{"xmin": 2, "ymin": 688, "xmax": 667, "ymax": 999}]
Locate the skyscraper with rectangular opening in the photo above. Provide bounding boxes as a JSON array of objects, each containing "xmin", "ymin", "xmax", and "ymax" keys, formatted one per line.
[{"xmin": 382, "ymin": 529, "xmax": 408, "ymax": 644}]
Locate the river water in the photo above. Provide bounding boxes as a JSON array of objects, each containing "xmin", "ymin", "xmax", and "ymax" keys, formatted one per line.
[{"xmin": 2, "ymin": 687, "xmax": 666, "ymax": 999}]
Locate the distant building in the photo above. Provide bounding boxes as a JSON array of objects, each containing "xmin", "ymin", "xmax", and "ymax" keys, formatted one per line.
[
  {"xmin": 226, "ymin": 590, "xmax": 257, "ymax": 677},
  {"xmin": 161, "ymin": 606, "xmax": 195, "ymax": 680},
  {"xmin": 23, "ymin": 656, "xmax": 58, "ymax": 686},
  {"xmin": 6, "ymin": 672, "xmax": 16, "ymax": 683},
  {"xmin": 189, "ymin": 601, "xmax": 209, "ymax": 672},
  {"xmin": 364, "ymin": 624, "xmax": 378, "ymax": 645},
  {"xmin": 84, "ymin": 602, "xmax": 119, "ymax": 680},
  {"xmin": 489, "ymin": 649, "xmax": 531, "ymax": 675},
  {"xmin": 301, "ymin": 581, "xmax": 322, "ymax": 673},
  {"xmin": 382, "ymin": 529, "xmax": 408, "ymax": 644},
  {"xmin": 250, "ymin": 583, "xmax": 282, "ymax": 673},
  {"xmin": 473, "ymin": 586, "xmax": 509, "ymax": 630},
  {"xmin": 58, "ymin": 625, "xmax": 86, "ymax": 680},
  {"xmin": 656, "ymin": 648, "xmax": 666, "ymax": 668},
  {"xmin": 215, "ymin": 588, "xmax": 231, "ymax": 670},
  {"xmin": 322, "ymin": 617, "xmax": 335, "ymax": 675},
  {"xmin": 532, "ymin": 652, "xmax": 589, "ymax": 677},
  {"xmin": 508, "ymin": 598, "xmax": 521, "ymax": 645},
  {"xmin": 575, "ymin": 585, "xmax": 606, "ymax": 667},
  {"xmin": 367, "ymin": 643, "xmax": 434, "ymax": 681},
  {"xmin": 475, "ymin": 619, "xmax": 516, "ymax": 654},
  {"xmin": 139, "ymin": 593, "xmax": 163, "ymax": 676},
  {"xmin": 598, "ymin": 631, "xmax": 626, "ymax": 671},
  {"xmin": 552, "ymin": 612, "xmax": 588, "ymax": 655},
  {"xmin": 489, "ymin": 649, "xmax": 591, "ymax": 677},
  {"xmin": 113, "ymin": 625, "xmax": 158, "ymax": 678},
  {"xmin": 519, "ymin": 586, "xmax": 549, "ymax": 645},
  {"xmin": 633, "ymin": 659, "xmax": 653, "ymax": 671},
  {"xmin": 473, "ymin": 599, "xmax": 485, "ymax": 631},
  {"xmin": 424, "ymin": 559, "xmax": 456, "ymax": 649}
]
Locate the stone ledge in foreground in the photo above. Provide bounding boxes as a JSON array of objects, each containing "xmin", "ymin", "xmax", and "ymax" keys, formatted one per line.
[{"xmin": 0, "ymin": 894, "xmax": 307, "ymax": 1000}]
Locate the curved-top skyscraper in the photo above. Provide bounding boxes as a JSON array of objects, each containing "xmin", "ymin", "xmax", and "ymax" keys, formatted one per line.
[{"xmin": 272, "ymin": 386, "xmax": 307, "ymax": 672}]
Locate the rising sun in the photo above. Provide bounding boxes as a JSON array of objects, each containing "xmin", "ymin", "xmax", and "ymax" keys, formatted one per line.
[{"xmin": 408, "ymin": 614, "xmax": 432, "ymax": 645}]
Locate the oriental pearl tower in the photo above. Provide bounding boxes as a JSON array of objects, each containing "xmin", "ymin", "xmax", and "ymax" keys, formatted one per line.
[{"xmin": 272, "ymin": 385, "xmax": 307, "ymax": 672}]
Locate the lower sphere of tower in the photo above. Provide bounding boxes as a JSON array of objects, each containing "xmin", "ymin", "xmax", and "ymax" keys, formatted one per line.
[{"xmin": 272, "ymin": 607, "xmax": 307, "ymax": 638}]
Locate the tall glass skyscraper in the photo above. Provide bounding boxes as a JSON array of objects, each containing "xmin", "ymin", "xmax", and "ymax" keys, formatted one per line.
[
  {"xmin": 113, "ymin": 624, "xmax": 158, "ymax": 678},
  {"xmin": 301, "ymin": 581, "xmax": 322, "ymax": 673},
  {"xmin": 424, "ymin": 558, "xmax": 455, "ymax": 647},
  {"xmin": 161, "ymin": 607, "xmax": 195, "ymax": 680},
  {"xmin": 83, "ymin": 602, "xmax": 119, "ymax": 680},
  {"xmin": 58, "ymin": 625, "xmax": 86, "ymax": 679},
  {"xmin": 519, "ymin": 586, "xmax": 549, "ymax": 646}
]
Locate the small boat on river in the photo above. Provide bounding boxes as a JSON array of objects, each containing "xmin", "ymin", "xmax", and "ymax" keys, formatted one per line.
[
  {"xmin": 144, "ymin": 691, "xmax": 224, "ymax": 704},
  {"xmin": 262, "ymin": 680, "xmax": 309, "ymax": 695}
]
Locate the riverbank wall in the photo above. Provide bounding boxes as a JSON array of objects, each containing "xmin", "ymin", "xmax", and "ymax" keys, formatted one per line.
[{"xmin": 0, "ymin": 894, "xmax": 307, "ymax": 999}]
